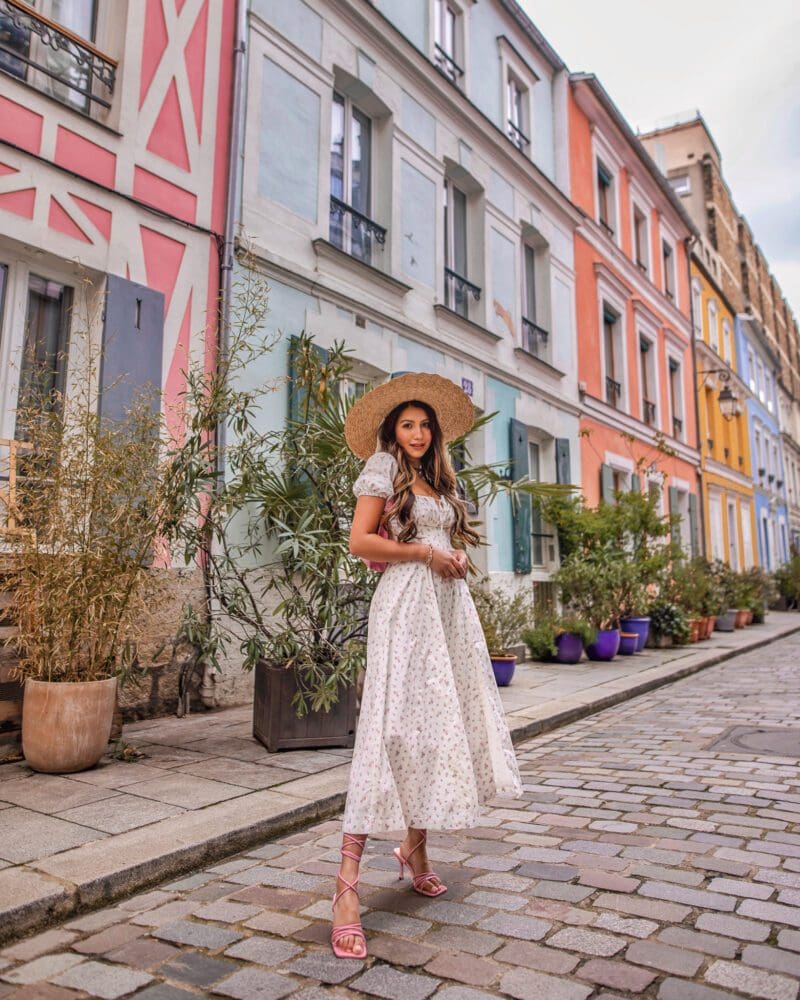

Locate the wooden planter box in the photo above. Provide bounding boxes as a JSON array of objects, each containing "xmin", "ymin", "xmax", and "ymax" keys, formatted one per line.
[{"xmin": 253, "ymin": 659, "xmax": 356, "ymax": 753}]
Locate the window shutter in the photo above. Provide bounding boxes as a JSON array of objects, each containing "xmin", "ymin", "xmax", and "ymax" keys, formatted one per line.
[
  {"xmin": 555, "ymin": 438, "xmax": 571, "ymax": 485},
  {"xmin": 688, "ymin": 493, "xmax": 700, "ymax": 558},
  {"xmin": 99, "ymin": 274, "xmax": 164, "ymax": 424},
  {"xmin": 509, "ymin": 417, "xmax": 531, "ymax": 574},
  {"xmin": 631, "ymin": 473, "xmax": 641, "ymax": 494},
  {"xmin": 287, "ymin": 336, "xmax": 330, "ymax": 422},
  {"xmin": 668, "ymin": 485, "xmax": 681, "ymax": 548},
  {"xmin": 600, "ymin": 463, "xmax": 614, "ymax": 504}
]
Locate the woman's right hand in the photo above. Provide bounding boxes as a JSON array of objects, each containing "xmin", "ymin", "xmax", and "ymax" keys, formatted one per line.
[{"xmin": 429, "ymin": 547, "xmax": 464, "ymax": 578}]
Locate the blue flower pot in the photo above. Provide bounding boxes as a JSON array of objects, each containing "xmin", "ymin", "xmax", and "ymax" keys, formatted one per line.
[
  {"xmin": 586, "ymin": 629, "xmax": 621, "ymax": 661},
  {"xmin": 618, "ymin": 632, "xmax": 639, "ymax": 655},
  {"xmin": 620, "ymin": 617, "xmax": 650, "ymax": 651},
  {"xmin": 491, "ymin": 656, "xmax": 516, "ymax": 686},
  {"xmin": 555, "ymin": 632, "xmax": 584, "ymax": 664}
]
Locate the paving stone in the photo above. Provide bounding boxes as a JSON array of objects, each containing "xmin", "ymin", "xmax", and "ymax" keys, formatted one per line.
[
  {"xmin": 547, "ymin": 927, "xmax": 625, "ymax": 957},
  {"xmin": 3, "ymin": 986, "xmax": 88, "ymax": 1000},
  {"xmin": 594, "ymin": 891, "xmax": 691, "ymax": 923},
  {"xmin": 191, "ymin": 901, "xmax": 262, "ymax": 923},
  {"xmin": 160, "ymin": 952, "xmax": 238, "ymax": 987},
  {"xmin": 532, "ymin": 881, "xmax": 594, "ymax": 903},
  {"xmin": 637, "ymin": 880, "xmax": 736, "ymax": 911},
  {"xmin": 130, "ymin": 986, "xmax": 199, "ymax": 1000},
  {"xmin": 470, "ymin": 872, "xmax": 532, "ymax": 892},
  {"xmin": 71, "ymin": 922, "xmax": 145, "ymax": 954},
  {"xmin": 435, "ymin": 990, "xmax": 500, "ymax": 1000},
  {"xmin": 118, "ymin": 890, "xmax": 178, "ymax": 913},
  {"xmin": 739, "ymin": 899, "xmax": 800, "ymax": 928},
  {"xmin": 361, "ymin": 911, "xmax": 432, "ymax": 938},
  {"xmin": 422, "ymin": 927, "xmax": 502, "ymax": 957},
  {"xmin": 51, "ymin": 960, "xmax": 153, "ymax": 999},
  {"xmin": 64, "ymin": 909, "xmax": 125, "ymax": 934},
  {"xmin": 578, "ymin": 871, "xmax": 640, "ymax": 893},
  {"xmin": 742, "ymin": 944, "xmax": 800, "ymax": 978},
  {"xmin": 283, "ymin": 950, "xmax": 364, "ymax": 984},
  {"xmin": 462, "ymin": 890, "xmax": 527, "ymax": 911},
  {"xmin": 228, "ymin": 886, "xmax": 316, "ymax": 911},
  {"xmin": 657, "ymin": 926, "xmax": 738, "ymax": 958},
  {"xmin": 224, "ymin": 936, "xmax": 302, "ymax": 965},
  {"xmin": 658, "ymin": 979, "xmax": 743, "ymax": 999},
  {"xmin": 516, "ymin": 862, "xmax": 578, "ymax": 881},
  {"xmin": 705, "ymin": 958, "xmax": 799, "ymax": 1000},
  {"xmin": 494, "ymin": 940, "xmax": 579, "ymax": 974},
  {"xmin": 153, "ymin": 920, "xmax": 243, "ymax": 950},
  {"xmin": 0, "ymin": 807, "xmax": 107, "ymax": 864},
  {"xmin": 0, "ymin": 953, "xmax": 84, "ymax": 986},
  {"xmin": 707, "ymin": 877, "xmax": 776, "ymax": 899},
  {"xmin": 413, "ymin": 901, "xmax": 486, "ymax": 926},
  {"xmin": 104, "ymin": 937, "xmax": 180, "ymax": 969},
  {"xmin": 594, "ymin": 913, "xmax": 658, "ymax": 939},
  {"xmin": 696, "ymin": 912, "xmax": 772, "ymax": 941},
  {"xmin": 368, "ymin": 936, "xmax": 436, "ymax": 967},
  {"xmin": 1, "ymin": 929, "xmax": 77, "ymax": 963},
  {"xmin": 626, "ymin": 939, "xmax": 704, "ymax": 976},
  {"xmin": 130, "ymin": 902, "xmax": 196, "ymax": 927},
  {"xmin": 476, "ymin": 912, "xmax": 551, "ymax": 940},
  {"xmin": 499, "ymin": 967, "xmax": 592, "ymax": 1000},
  {"xmin": 243, "ymin": 912, "xmax": 310, "ymax": 937},
  {"xmin": 349, "ymin": 964, "xmax": 440, "ymax": 999},
  {"xmin": 577, "ymin": 958, "xmax": 658, "ymax": 993},
  {"xmin": 424, "ymin": 952, "xmax": 498, "ymax": 987},
  {"xmin": 211, "ymin": 967, "xmax": 296, "ymax": 1000},
  {"xmin": 778, "ymin": 930, "xmax": 800, "ymax": 952}
]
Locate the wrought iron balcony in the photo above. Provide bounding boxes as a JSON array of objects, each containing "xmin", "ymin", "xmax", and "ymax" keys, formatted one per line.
[
  {"xmin": 605, "ymin": 376, "xmax": 622, "ymax": 408},
  {"xmin": 599, "ymin": 219, "xmax": 615, "ymax": 238},
  {"xmin": 444, "ymin": 267, "xmax": 480, "ymax": 318},
  {"xmin": 643, "ymin": 399, "xmax": 657, "ymax": 426},
  {"xmin": 673, "ymin": 415, "xmax": 683, "ymax": 437},
  {"xmin": 522, "ymin": 317, "xmax": 549, "ymax": 359},
  {"xmin": 637, "ymin": 259, "xmax": 648, "ymax": 273},
  {"xmin": 507, "ymin": 119, "xmax": 529, "ymax": 152},
  {"xmin": 329, "ymin": 196, "xmax": 386, "ymax": 267},
  {"xmin": 0, "ymin": 0, "xmax": 116, "ymax": 114},
  {"xmin": 433, "ymin": 43, "xmax": 463, "ymax": 86}
]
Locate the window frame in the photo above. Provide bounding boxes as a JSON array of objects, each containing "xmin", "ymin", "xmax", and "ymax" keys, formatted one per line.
[
  {"xmin": 443, "ymin": 176, "xmax": 471, "ymax": 317},
  {"xmin": 329, "ymin": 89, "xmax": 375, "ymax": 263},
  {"xmin": 667, "ymin": 351, "xmax": 685, "ymax": 441},
  {"xmin": 662, "ymin": 239, "xmax": 675, "ymax": 301},
  {"xmin": 432, "ymin": 0, "xmax": 465, "ymax": 88},
  {"xmin": 691, "ymin": 278, "xmax": 702, "ymax": 335},
  {"xmin": 706, "ymin": 298, "xmax": 718, "ymax": 352}
]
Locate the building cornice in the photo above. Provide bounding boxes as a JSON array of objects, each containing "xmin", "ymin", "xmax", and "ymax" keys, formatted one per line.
[{"xmin": 581, "ymin": 394, "xmax": 701, "ymax": 465}]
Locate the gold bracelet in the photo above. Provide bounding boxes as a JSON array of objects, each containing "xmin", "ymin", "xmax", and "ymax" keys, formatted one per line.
[{"xmin": 424, "ymin": 544, "xmax": 434, "ymax": 568}]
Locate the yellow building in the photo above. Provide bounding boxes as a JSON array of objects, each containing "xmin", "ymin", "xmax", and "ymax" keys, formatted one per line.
[{"xmin": 691, "ymin": 255, "xmax": 758, "ymax": 567}]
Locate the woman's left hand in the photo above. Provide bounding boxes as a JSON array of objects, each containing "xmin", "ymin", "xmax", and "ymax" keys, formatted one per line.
[{"xmin": 452, "ymin": 550, "xmax": 469, "ymax": 579}]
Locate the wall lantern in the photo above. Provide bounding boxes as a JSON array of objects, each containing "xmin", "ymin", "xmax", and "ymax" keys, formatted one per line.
[{"xmin": 698, "ymin": 367, "xmax": 739, "ymax": 423}]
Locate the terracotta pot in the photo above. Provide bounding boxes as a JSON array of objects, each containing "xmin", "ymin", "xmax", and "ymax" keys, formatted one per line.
[
  {"xmin": 706, "ymin": 616, "xmax": 717, "ymax": 636},
  {"xmin": 22, "ymin": 677, "xmax": 117, "ymax": 774},
  {"xmin": 689, "ymin": 619, "xmax": 701, "ymax": 643},
  {"xmin": 734, "ymin": 609, "xmax": 748, "ymax": 628},
  {"xmin": 745, "ymin": 610, "xmax": 754, "ymax": 625}
]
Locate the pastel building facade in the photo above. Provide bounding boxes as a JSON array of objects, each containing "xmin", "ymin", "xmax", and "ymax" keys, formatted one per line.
[
  {"xmin": 569, "ymin": 75, "xmax": 701, "ymax": 551},
  {"xmin": 0, "ymin": 0, "xmax": 235, "ymax": 719},
  {"xmin": 235, "ymin": 0, "xmax": 581, "ymax": 606},
  {"xmin": 691, "ymin": 256, "xmax": 757, "ymax": 568}
]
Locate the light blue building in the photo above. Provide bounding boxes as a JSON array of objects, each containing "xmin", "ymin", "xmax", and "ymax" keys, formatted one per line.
[
  {"xmin": 736, "ymin": 314, "xmax": 789, "ymax": 569},
  {"xmin": 233, "ymin": 0, "xmax": 583, "ymax": 592}
]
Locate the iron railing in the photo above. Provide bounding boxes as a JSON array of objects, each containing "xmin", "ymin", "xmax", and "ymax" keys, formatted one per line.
[
  {"xmin": 444, "ymin": 267, "xmax": 481, "ymax": 317},
  {"xmin": 507, "ymin": 119, "xmax": 529, "ymax": 152},
  {"xmin": 522, "ymin": 317, "xmax": 549, "ymax": 359},
  {"xmin": 0, "ymin": 0, "xmax": 116, "ymax": 114},
  {"xmin": 329, "ymin": 196, "xmax": 386, "ymax": 266},
  {"xmin": 599, "ymin": 219, "xmax": 615, "ymax": 238},
  {"xmin": 433, "ymin": 43, "xmax": 463, "ymax": 85},
  {"xmin": 606, "ymin": 376, "xmax": 622, "ymax": 407},
  {"xmin": 673, "ymin": 415, "xmax": 683, "ymax": 437},
  {"xmin": 643, "ymin": 399, "xmax": 657, "ymax": 426}
]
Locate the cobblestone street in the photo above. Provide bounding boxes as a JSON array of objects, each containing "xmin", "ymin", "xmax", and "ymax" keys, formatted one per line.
[{"xmin": 2, "ymin": 634, "xmax": 799, "ymax": 1000}]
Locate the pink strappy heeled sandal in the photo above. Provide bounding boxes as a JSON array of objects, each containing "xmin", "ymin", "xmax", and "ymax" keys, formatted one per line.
[
  {"xmin": 331, "ymin": 834, "xmax": 367, "ymax": 959},
  {"xmin": 393, "ymin": 830, "xmax": 447, "ymax": 897}
]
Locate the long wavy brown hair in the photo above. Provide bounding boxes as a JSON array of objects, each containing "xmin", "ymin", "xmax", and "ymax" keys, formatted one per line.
[{"xmin": 377, "ymin": 400, "xmax": 479, "ymax": 548}]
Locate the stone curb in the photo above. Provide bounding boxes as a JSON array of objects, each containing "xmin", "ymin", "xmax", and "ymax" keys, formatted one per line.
[{"xmin": 1, "ymin": 618, "xmax": 798, "ymax": 945}]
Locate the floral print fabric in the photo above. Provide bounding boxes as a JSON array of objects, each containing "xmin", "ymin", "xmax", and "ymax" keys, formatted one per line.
[{"xmin": 343, "ymin": 450, "xmax": 522, "ymax": 834}]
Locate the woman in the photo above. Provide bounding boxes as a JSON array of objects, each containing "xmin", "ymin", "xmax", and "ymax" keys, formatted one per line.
[{"xmin": 331, "ymin": 373, "xmax": 522, "ymax": 959}]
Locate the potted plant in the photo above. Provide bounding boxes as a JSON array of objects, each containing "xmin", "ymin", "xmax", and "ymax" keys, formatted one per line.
[
  {"xmin": 740, "ymin": 567, "xmax": 775, "ymax": 623},
  {"xmin": 649, "ymin": 602, "xmax": 690, "ymax": 647},
  {"xmin": 773, "ymin": 554, "xmax": 800, "ymax": 611},
  {"xmin": 707, "ymin": 561, "xmax": 738, "ymax": 632},
  {"xmin": 521, "ymin": 618, "xmax": 558, "ymax": 663},
  {"xmin": 7, "ymin": 332, "xmax": 167, "ymax": 773},
  {"xmin": 554, "ymin": 556, "xmax": 623, "ymax": 662},
  {"xmin": 618, "ymin": 632, "xmax": 640, "ymax": 655},
  {"xmin": 472, "ymin": 583, "xmax": 534, "ymax": 685},
  {"xmin": 556, "ymin": 618, "xmax": 595, "ymax": 664}
]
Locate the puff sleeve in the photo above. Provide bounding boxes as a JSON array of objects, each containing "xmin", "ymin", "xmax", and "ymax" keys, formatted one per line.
[{"xmin": 353, "ymin": 451, "xmax": 398, "ymax": 499}]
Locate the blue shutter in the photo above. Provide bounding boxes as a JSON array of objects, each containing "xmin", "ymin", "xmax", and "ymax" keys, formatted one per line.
[
  {"xmin": 509, "ymin": 418, "xmax": 531, "ymax": 574},
  {"xmin": 668, "ymin": 486, "xmax": 681, "ymax": 548},
  {"xmin": 600, "ymin": 463, "xmax": 614, "ymax": 504},
  {"xmin": 555, "ymin": 438, "xmax": 571, "ymax": 485},
  {"xmin": 99, "ymin": 274, "xmax": 164, "ymax": 423},
  {"xmin": 688, "ymin": 493, "xmax": 700, "ymax": 558},
  {"xmin": 631, "ymin": 473, "xmax": 641, "ymax": 494}
]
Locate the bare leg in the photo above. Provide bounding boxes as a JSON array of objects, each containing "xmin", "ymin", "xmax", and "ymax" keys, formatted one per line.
[
  {"xmin": 399, "ymin": 827, "xmax": 446, "ymax": 894},
  {"xmin": 332, "ymin": 832, "xmax": 367, "ymax": 957}
]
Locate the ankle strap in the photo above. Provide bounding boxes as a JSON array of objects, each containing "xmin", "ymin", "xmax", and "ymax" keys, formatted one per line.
[
  {"xmin": 340, "ymin": 833, "xmax": 366, "ymax": 864},
  {"xmin": 404, "ymin": 830, "xmax": 427, "ymax": 862}
]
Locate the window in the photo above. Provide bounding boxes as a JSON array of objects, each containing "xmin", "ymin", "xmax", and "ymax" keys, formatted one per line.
[
  {"xmin": 16, "ymin": 274, "xmax": 73, "ymax": 436},
  {"xmin": 633, "ymin": 205, "xmax": 649, "ymax": 273},
  {"xmin": 507, "ymin": 74, "xmax": 528, "ymax": 152},
  {"xmin": 668, "ymin": 174, "xmax": 691, "ymax": 196},
  {"xmin": 722, "ymin": 319, "xmax": 732, "ymax": 364},
  {"xmin": 707, "ymin": 299, "xmax": 718, "ymax": 351},
  {"xmin": 754, "ymin": 428, "xmax": 763, "ymax": 475},
  {"xmin": 603, "ymin": 307, "xmax": 622, "ymax": 408},
  {"xmin": 521, "ymin": 244, "xmax": 547, "ymax": 359},
  {"xmin": 330, "ymin": 92, "xmax": 379, "ymax": 264},
  {"xmin": 727, "ymin": 499, "xmax": 739, "ymax": 570},
  {"xmin": 444, "ymin": 178, "xmax": 474, "ymax": 318},
  {"xmin": 528, "ymin": 442, "xmax": 545, "ymax": 566},
  {"xmin": 639, "ymin": 337, "xmax": 657, "ymax": 427},
  {"xmin": 662, "ymin": 240, "xmax": 675, "ymax": 300},
  {"xmin": 765, "ymin": 371, "xmax": 774, "ymax": 414},
  {"xmin": 597, "ymin": 161, "xmax": 614, "ymax": 236},
  {"xmin": 691, "ymin": 280, "xmax": 702, "ymax": 334},
  {"xmin": 433, "ymin": 0, "xmax": 462, "ymax": 86},
  {"xmin": 756, "ymin": 360, "xmax": 765, "ymax": 403},
  {"xmin": 668, "ymin": 357, "xmax": 683, "ymax": 440},
  {"xmin": 747, "ymin": 348, "xmax": 756, "ymax": 393}
]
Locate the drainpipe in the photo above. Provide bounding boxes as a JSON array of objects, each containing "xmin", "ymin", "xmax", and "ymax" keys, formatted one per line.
[
  {"xmin": 200, "ymin": 0, "xmax": 249, "ymax": 709},
  {"xmin": 686, "ymin": 236, "xmax": 707, "ymax": 560}
]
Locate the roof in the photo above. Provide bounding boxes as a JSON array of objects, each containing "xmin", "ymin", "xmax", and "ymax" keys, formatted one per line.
[
  {"xmin": 638, "ymin": 110, "xmax": 723, "ymax": 165},
  {"xmin": 570, "ymin": 73, "xmax": 699, "ymax": 240},
  {"xmin": 496, "ymin": 0, "xmax": 565, "ymax": 72}
]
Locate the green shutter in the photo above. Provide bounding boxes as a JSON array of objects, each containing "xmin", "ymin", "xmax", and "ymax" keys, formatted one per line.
[
  {"xmin": 555, "ymin": 438, "xmax": 571, "ymax": 485},
  {"xmin": 688, "ymin": 493, "xmax": 700, "ymax": 558},
  {"xmin": 668, "ymin": 485, "xmax": 681, "ymax": 548},
  {"xmin": 509, "ymin": 418, "xmax": 531, "ymax": 574},
  {"xmin": 287, "ymin": 335, "xmax": 330, "ymax": 423},
  {"xmin": 631, "ymin": 473, "xmax": 641, "ymax": 494},
  {"xmin": 600, "ymin": 463, "xmax": 615, "ymax": 504}
]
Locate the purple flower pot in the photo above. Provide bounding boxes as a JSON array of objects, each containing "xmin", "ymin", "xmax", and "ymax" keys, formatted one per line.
[
  {"xmin": 555, "ymin": 632, "xmax": 584, "ymax": 664},
  {"xmin": 490, "ymin": 656, "xmax": 516, "ymax": 686},
  {"xmin": 618, "ymin": 632, "xmax": 639, "ymax": 655},
  {"xmin": 620, "ymin": 617, "xmax": 650, "ymax": 651},
  {"xmin": 586, "ymin": 629, "xmax": 621, "ymax": 662}
]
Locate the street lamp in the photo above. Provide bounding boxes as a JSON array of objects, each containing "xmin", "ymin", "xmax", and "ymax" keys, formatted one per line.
[{"xmin": 698, "ymin": 367, "xmax": 739, "ymax": 422}]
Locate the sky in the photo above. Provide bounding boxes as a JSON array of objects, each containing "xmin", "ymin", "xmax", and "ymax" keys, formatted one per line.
[{"xmin": 520, "ymin": 0, "xmax": 800, "ymax": 319}]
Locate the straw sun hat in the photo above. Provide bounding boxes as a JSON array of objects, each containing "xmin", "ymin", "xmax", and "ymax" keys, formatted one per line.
[{"xmin": 344, "ymin": 373, "xmax": 475, "ymax": 460}]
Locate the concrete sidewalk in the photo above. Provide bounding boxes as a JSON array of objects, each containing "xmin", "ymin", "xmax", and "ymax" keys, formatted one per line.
[{"xmin": 1, "ymin": 613, "xmax": 798, "ymax": 944}]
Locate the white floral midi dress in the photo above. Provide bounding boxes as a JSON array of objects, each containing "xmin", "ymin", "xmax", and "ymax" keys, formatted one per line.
[{"xmin": 343, "ymin": 450, "xmax": 522, "ymax": 834}]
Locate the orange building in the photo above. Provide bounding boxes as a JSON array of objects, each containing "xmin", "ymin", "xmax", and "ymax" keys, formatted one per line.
[{"xmin": 569, "ymin": 75, "xmax": 702, "ymax": 552}]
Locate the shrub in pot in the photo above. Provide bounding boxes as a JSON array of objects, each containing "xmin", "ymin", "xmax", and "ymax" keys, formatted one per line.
[
  {"xmin": 472, "ymin": 583, "xmax": 534, "ymax": 685},
  {"xmin": 522, "ymin": 617, "xmax": 594, "ymax": 665},
  {"xmin": 649, "ymin": 603, "xmax": 690, "ymax": 647},
  {"xmin": 554, "ymin": 556, "xmax": 624, "ymax": 662},
  {"xmin": 773, "ymin": 555, "xmax": 800, "ymax": 610},
  {"xmin": 7, "ymin": 330, "xmax": 167, "ymax": 774}
]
